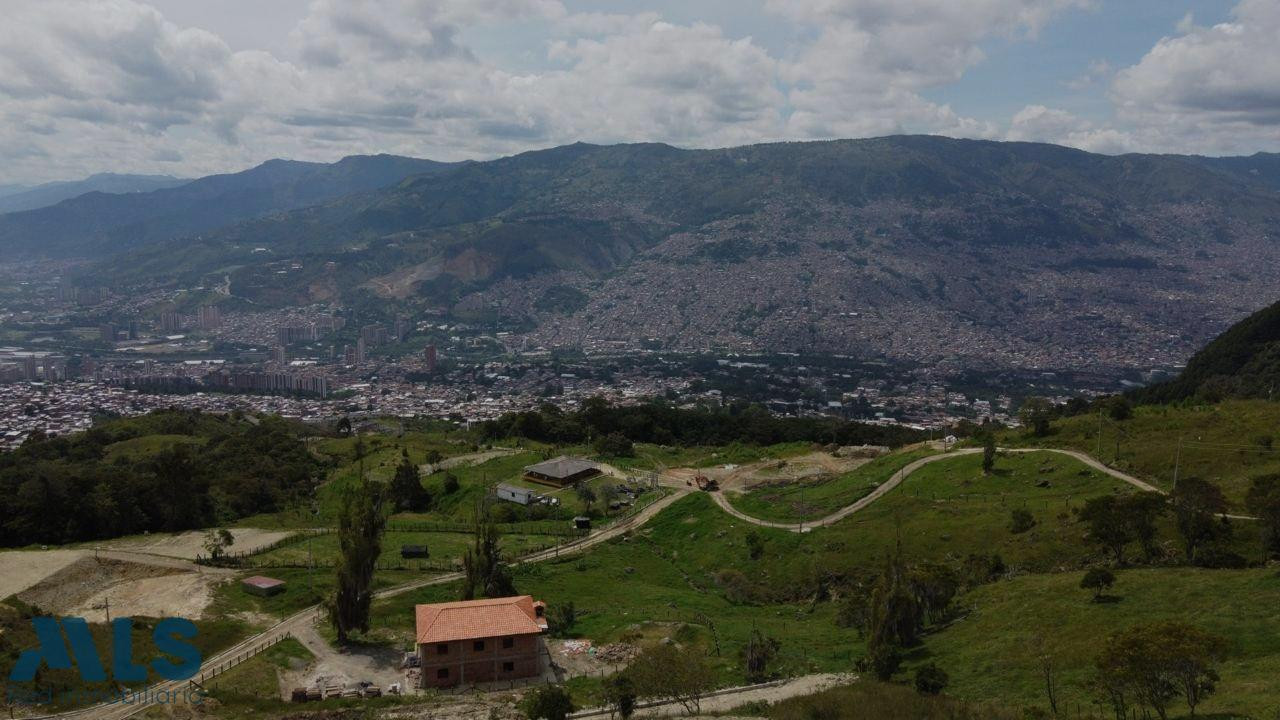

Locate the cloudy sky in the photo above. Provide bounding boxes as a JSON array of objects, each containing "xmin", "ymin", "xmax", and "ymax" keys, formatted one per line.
[{"xmin": 2, "ymin": 0, "xmax": 1278, "ymax": 185}]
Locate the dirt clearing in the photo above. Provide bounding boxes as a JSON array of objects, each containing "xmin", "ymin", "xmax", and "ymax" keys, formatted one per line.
[
  {"xmin": 0, "ymin": 549, "xmax": 85, "ymax": 599},
  {"xmin": 95, "ymin": 527, "xmax": 294, "ymax": 560},
  {"xmin": 13, "ymin": 554, "xmax": 228, "ymax": 620}
]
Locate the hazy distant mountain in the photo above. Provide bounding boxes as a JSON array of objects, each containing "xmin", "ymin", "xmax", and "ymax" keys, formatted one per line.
[
  {"xmin": 0, "ymin": 183, "xmax": 33, "ymax": 199},
  {"xmin": 0, "ymin": 173, "xmax": 188, "ymax": 214},
  {"xmin": 15, "ymin": 136, "xmax": 1280, "ymax": 373},
  {"xmin": 0, "ymin": 154, "xmax": 459, "ymax": 256}
]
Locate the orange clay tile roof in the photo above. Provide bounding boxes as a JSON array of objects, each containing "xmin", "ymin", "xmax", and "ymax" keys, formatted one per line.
[{"xmin": 415, "ymin": 595, "xmax": 548, "ymax": 645}]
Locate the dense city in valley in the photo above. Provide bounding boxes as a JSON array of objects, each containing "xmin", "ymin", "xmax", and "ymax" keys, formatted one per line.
[{"xmin": 0, "ymin": 260, "xmax": 1155, "ymax": 449}]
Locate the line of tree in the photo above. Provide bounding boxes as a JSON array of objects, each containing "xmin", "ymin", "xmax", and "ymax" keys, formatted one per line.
[
  {"xmin": 479, "ymin": 397, "xmax": 925, "ymax": 448},
  {"xmin": 0, "ymin": 409, "xmax": 321, "ymax": 547}
]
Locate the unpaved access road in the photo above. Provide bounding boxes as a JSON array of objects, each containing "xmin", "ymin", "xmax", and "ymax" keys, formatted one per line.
[{"xmin": 713, "ymin": 446, "xmax": 1241, "ymax": 532}]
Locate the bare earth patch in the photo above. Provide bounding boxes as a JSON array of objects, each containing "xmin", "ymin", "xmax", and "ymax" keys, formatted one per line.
[
  {"xmin": 12, "ymin": 554, "xmax": 228, "ymax": 620},
  {"xmin": 0, "ymin": 549, "xmax": 86, "ymax": 599},
  {"xmin": 95, "ymin": 527, "xmax": 294, "ymax": 560}
]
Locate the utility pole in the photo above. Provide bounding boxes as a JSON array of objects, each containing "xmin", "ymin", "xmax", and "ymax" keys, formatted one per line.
[
  {"xmin": 1173, "ymin": 435, "xmax": 1183, "ymax": 488},
  {"xmin": 1096, "ymin": 409, "xmax": 1103, "ymax": 458}
]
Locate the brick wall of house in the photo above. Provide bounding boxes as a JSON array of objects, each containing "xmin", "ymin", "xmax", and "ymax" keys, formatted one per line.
[{"xmin": 417, "ymin": 633, "xmax": 542, "ymax": 688}]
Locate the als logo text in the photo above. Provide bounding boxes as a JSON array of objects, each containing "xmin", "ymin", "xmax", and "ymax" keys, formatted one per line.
[{"xmin": 9, "ymin": 616, "xmax": 201, "ymax": 683}]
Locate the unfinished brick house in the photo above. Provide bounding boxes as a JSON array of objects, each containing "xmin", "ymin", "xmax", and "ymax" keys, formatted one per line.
[{"xmin": 414, "ymin": 595, "xmax": 548, "ymax": 688}]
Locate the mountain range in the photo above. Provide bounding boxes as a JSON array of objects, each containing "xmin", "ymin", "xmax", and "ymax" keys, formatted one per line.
[
  {"xmin": 0, "ymin": 173, "xmax": 188, "ymax": 214},
  {"xmin": 5, "ymin": 136, "xmax": 1280, "ymax": 375}
]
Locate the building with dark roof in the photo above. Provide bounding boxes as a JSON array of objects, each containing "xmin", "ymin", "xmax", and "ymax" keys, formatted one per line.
[{"xmin": 522, "ymin": 456, "xmax": 600, "ymax": 487}]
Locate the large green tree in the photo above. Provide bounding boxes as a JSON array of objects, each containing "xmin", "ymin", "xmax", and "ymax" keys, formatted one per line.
[{"xmin": 328, "ymin": 444, "xmax": 387, "ymax": 643}]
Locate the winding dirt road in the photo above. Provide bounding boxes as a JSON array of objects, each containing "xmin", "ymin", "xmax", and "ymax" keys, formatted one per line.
[{"xmin": 711, "ymin": 447, "xmax": 1170, "ymax": 533}]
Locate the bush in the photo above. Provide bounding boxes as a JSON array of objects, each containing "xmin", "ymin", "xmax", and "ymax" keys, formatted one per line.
[
  {"xmin": 914, "ymin": 663, "xmax": 949, "ymax": 695},
  {"xmin": 1009, "ymin": 509, "xmax": 1036, "ymax": 534},
  {"xmin": 868, "ymin": 644, "xmax": 902, "ymax": 681},
  {"xmin": 1194, "ymin": 546, "xmax": 1248, "ymax": 569},
  {"xmin": 521, "ymin": 685, "xmax": 575, "ymax": 720},
  {"xmin": 442, "ymin": 473, "xmax": 460, "ymax": 494}
]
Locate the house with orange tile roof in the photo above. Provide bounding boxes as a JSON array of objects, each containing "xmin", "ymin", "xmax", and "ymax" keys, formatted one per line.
[{"xmin": 414, "ymin": 595, "xmax": 549, "ymax": 688}]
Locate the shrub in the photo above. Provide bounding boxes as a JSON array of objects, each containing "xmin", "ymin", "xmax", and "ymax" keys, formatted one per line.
[
  {"xmin": 914, "ymin": 663, "xmax": 949, "ymax": 695},
  {"xmin": 1009, "ymin": 509, "xmax": 1036, "ymax": 534}
]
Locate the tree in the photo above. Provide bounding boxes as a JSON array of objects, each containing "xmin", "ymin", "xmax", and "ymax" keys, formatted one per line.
[
  {"xmin": 424, "ymin": 449, "xmax": 443, "ymax": 466},
  {"xmin": 202, "ymin": 527, "xmax": 234, "ymax": 561},
  {"xmin": 628, "ymin": 644, "xmax": 716, "ymax": 716},
  {"xmin": 594, "ymin": 432, "xmax": 635, "ymax": 458},
  {"xmin": 461, "ymin": 516, "xmax": 516, "ymax": 600},
  {"xmin": 575, "ymin": 483, "xmax": 598, "ymax": 513},
  {"xmin": 1122, "ymin": 492, "xmax": 1168, "ymax": 560},
  {"xmin": 548, "ymin": 602, "xmax": 577, "ymax": 638},
  {"xmin": 1107, "ymin": 396, "xmax": 1133, "ymax": 421},
  {"xmin": 1019, "ymin": 397, "xmax": 1053, "ymax": 437},
  {"xmin": 1093, "ymin": 621, "xmax": 1228, "ymax": 720},
  {"xmin": 599, "ymin": 483, "xmax": 620, "ymax": 510},
  {"xmin": 866, "ymin": 550, "xmax": 924, "ymax": 651},
  {"xmin": 982, "ymin": 433, "xmax": 997, "ymax": 474},
  {"xmin": 603, "ymin": 674, "xmax": 637, "ymax": 720},
  {"xmin": 442, "ymin": 473, "xmax": 460, "ymax": 494},
  {"xmin": 1245, "ymin": 474, "xmax": 1280, "ymax": 557},
  {"xmin": 1079, "ymin": 496, "xmax": 1135, "ymax": 565},
  {"xmin": 521, "ymin": 684, "xmax": 576, "ymax": 720},
  {"xmin": 388, "ymin": 450, "xmax": 431, "ymax": 512},
  {"xmin": 1009, "ymin": 508, "xmax": 1035, "ymax": 534},
  {"xmin": 742, "ymin": 627, "xmax": 780, "ymax": 683},
  {"xmin": 1080, "ymin": 567, "xmax": 1115, "ymax": 602},
  {"xmin": 868, "ymin": 643, "xmax": 902, "ymax": 681},
  {"xmin": 328, "ymin": 450, "xmax": 386, "ymax": 644},
  {"xmin": 745, "ymin": 530, "xmax": 766, "ymax": 561},
  {"xmin": 1170, "ymin": 478, "xmax": 1230, "ymax": 563},
  {"xmin": 913, "ymin": 663, "xmax": 949, "ymax": 695}
]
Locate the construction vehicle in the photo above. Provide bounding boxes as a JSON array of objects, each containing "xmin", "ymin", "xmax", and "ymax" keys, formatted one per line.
[{"xmin": 693, "ymin": 475, "xmax": 718, "ymax": 491}]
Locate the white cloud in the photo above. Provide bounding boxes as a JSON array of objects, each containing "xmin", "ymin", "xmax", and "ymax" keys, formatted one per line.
[
  {"xmin": 1006, "ymin": 105, "xmax": 1132, "ymax": 153},
  {"xmin": 1109, "ymin": 0, "xmax": 1280, "ymax": 154},
  {"xmin": 2, "ymin": 0, "xmax": 1279, "ymax": 184},
  {"xmin": 768, "ymin": 0, "xmax": 1088, "ymax": 139}
]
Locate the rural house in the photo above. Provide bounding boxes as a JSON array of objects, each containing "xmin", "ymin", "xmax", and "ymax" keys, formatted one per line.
[
  {"xmin": 523, "ymin": 456, "xmax": 600, "ymax": 488},
  {"xmin": 414, "ymin": 595, "xmax": 549, "ymax": 688}
]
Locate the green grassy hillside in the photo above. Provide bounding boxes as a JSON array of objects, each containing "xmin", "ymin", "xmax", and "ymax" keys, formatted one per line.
[
  {"xmin": 922, "ymin": 567, "xmax": 1280, "ymax": 718},
  {"xmin": 1002, "ymin": 400, "xmax": 1280, "ymax": 508}
]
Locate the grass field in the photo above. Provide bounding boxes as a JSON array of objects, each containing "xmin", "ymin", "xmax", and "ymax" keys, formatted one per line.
[
  {"xmin": 725, "ymin": 447, "xmax": 937, "ymax": 522},
  {"xmin": 920, "ymin": 567, "xmax": 1280, "ymax": 718},
  {"xmin": 251, "ymin": 529, "xmax": 557, "ymax": 568},
  {"xmin": 1002, "ymin": 399, "xmax": 1280, "ymax": 509}
]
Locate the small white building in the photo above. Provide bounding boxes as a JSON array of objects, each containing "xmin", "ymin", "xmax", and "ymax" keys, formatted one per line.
[{"xmin": 496, "ymin": 483, "xmax": 535, "ymax": 506}]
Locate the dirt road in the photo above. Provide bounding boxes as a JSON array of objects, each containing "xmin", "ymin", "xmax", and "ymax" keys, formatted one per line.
[
  {"xmin": 570, "ymin": 672, "xmax": 855, "ymax": 718},
  {"xmin": 712, "ymin": 446, "xmax": 1194, "ymax": 533}
]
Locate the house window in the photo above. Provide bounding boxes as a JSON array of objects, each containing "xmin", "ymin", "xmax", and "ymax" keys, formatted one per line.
[
  {"xmin": 437, "ymin": 668, "xmax": 449, "ymax": 679},
  {"xmin": 502, "ymin": 637, "xmax": 514, "ymax": 649},
  {"xmin": 473, "ymin": 640, "xmax": 485, "ymax": 652},
  {"xmin": 502, "ymin": 661, "xmax": 515, "ymax": 672},
  {"xmin": 436, "ymin": 643, "xmax": 449, "ymax": 655}
]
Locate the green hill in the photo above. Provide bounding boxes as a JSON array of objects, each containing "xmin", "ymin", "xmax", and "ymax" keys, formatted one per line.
[{"xmin": 1135, "ymin": 298, "xmax": 1280, "ymax": 404}]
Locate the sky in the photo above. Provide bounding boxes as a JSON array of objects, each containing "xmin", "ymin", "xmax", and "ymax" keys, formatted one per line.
[{"xmin": 2, "ymin": 0, "xmax": 1278, "ymax": 185}]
